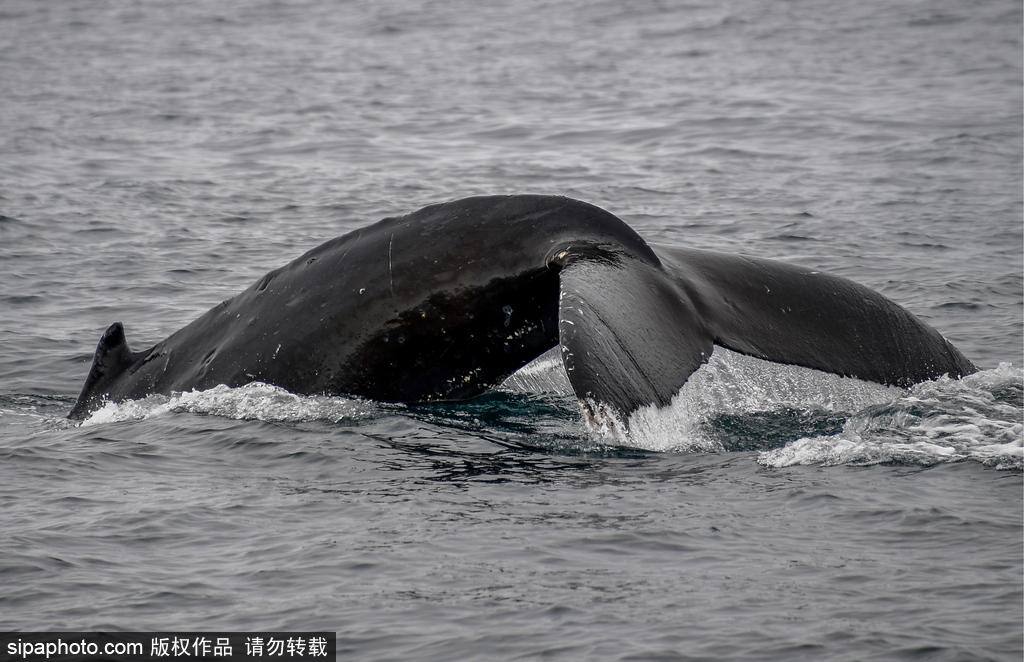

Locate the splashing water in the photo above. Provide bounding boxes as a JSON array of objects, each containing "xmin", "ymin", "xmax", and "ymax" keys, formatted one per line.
[
  {"xmin": 586, "ymin": 346, "xmax": 904, "ymax": 452},
  {"xmin": 529, "ymin": 345, "xmax": 1022, "ymax": 468},
  {"xmin": 74, "ymin": 349, "xmax": 1022, "ymax": 469},
  {"xmin": 759, "ymin": 364, "xmax": 1024, "ymax": 470},
  {"xmin": 81, "ymin": 383, "xmax": 378, "ymax": 426},
  {"xmin": 498, "ymin": 347, "xmax": 572, "ymax": 395}
]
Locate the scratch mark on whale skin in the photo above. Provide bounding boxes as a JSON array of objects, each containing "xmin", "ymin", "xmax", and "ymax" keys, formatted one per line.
[{"xmin": 388, "ymin": 233, "xmax": 395, "ymax": 297}]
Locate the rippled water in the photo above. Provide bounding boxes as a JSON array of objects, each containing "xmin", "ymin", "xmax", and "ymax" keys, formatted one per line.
[{"xmin": 1, "ymin": 0, "xmax": 1022, "ymax": 659}]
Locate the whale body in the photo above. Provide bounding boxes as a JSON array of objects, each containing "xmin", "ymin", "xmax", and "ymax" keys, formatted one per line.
[{"xmin": 69, "ymin": 195, "xmax": 976, "ymax": 421}]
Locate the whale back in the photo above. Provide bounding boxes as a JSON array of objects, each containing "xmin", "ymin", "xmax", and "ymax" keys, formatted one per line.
[{"xmin": 69, "ymin": 196, "xmax": 659, "ymax": 417}]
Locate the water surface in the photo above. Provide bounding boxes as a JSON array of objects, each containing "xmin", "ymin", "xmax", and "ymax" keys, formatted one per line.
[{"xmin": 1, "ymin": 0, "xmax": 1021, "ymax": 659}]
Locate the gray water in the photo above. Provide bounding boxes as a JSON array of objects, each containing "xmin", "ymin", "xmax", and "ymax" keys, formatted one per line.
[{"xmin": 1, "ymin": 0, "xmax": 1022, "ymax": 660}]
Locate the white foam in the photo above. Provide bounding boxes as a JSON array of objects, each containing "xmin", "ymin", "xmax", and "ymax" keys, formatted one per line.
[
  {"xmin": 758, "ymin": 363, "xmax": 1023, "ymax": 469},
  {"xmin": 571, "ymin": 348, "xmax": 1022, "ymax": 469},
  {"xmin": 81, "ymin": 382, "xmax": 375, "ymax": 426}
]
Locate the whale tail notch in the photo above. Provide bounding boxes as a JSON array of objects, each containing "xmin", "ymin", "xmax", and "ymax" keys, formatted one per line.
[{"xmin": 69, "ymin": 322, "xmax": 138, "ymax": 420}]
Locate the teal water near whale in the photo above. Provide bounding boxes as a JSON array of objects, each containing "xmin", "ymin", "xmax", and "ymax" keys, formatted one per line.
[{"xmin": 1, "ymin": 0, "xmax": 1021, "ymax": 659}]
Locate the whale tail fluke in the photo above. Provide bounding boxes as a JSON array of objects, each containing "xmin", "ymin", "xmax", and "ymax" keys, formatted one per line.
[
  {"xmin": 658, "ymin": 247, "xmax": 978, "ymax": 388},
  {"xmin": 69, "ymin": 322, "xmax": 139, "ymax": 420},
  {"xmin": 555, "ymin": 245, "xmax": 977, "ymax": 429}
]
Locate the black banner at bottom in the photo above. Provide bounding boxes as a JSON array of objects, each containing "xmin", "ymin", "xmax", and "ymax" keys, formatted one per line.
[{"xmin": 0, "ymin": 633, "xmax": 335, "ymax": 662}]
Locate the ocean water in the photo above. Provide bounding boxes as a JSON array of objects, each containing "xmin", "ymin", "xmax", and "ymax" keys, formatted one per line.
[{"xmin": 1, "ymin": 0, "xmax": 1022, "ymax": 660}]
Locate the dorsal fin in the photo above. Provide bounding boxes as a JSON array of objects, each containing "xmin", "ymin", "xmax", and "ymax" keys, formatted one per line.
[{"xmin": 68, "ymin": 322, "xmax": 138, "ymax": 419}]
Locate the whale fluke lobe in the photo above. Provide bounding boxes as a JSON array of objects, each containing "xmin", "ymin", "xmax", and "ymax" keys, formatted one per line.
[
  {"xmin": 558, "ymin": 254, "xmax": 711, "ymax": 422},
  {"xmin": 68, "ymin": 195, "xmax": 977, "ymax": 424},
  {"xmin": 656, "ymin": 247, "xmax": 978, "ymax": 388}
]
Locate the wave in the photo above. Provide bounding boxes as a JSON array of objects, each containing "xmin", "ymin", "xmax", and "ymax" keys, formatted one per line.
[
  {"xmin": 73, "ymin": 349, "xmax": 1022, "ymax": 470},
  {"xmin": 758, "ymin": 364, "xmax": 1023, "ymax": 470},
  {"xmin": 580, "ymin": 348, "xmax": 1021, "ymax": 469},
  {"xmin": 80, "ymin": 383, "xmax": 378, "ymax": 425}
]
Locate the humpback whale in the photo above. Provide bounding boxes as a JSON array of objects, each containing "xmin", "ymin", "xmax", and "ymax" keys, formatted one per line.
[{"xmin": 69, "ymin": 195, "xmax": 976, "ymax": 423}]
